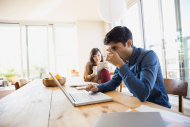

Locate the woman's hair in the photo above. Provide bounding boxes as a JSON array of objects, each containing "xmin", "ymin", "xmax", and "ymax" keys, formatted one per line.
[{"xmin": 89, "ymin": 48, "xmax": 104, "ymax": 73}]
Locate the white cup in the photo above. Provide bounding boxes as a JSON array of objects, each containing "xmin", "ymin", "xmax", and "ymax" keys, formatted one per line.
[{"xmin": 93, "ymin": 66, "xmax": 97, "ymax": 70}]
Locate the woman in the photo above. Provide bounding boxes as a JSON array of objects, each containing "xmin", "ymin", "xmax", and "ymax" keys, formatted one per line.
[{"xmin": 84, "ymin": 48, "xmax": 111, "ymax": 83}]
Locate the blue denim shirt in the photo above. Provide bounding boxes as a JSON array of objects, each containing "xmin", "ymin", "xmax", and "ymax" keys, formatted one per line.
[{"xmin": 97, "ymin": 46, "xmax": 171, "ymax": 108}]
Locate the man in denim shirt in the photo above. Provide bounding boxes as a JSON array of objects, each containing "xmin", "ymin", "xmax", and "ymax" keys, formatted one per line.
[{"xmin": 86, "ymin": 26, "xmax": 171, "ymax": 108}]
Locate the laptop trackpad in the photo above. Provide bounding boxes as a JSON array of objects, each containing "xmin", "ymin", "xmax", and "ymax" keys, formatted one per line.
[{"xmin": 85, "ymin": 91, "xmax": 111, "ymax": 100}]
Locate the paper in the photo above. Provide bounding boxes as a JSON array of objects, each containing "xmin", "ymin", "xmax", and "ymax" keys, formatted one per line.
[
  {"xmin": 69, "ymin": 82, "xmax": 97, "ymax": 87},
  {"xmin": 76, "ymin": 86, "xmax": 86, "ymax": 90},
  {"xmin": 126, "ymin": 105, "xmax": 190, "ymax": 127},
  {"xmin": 97, "ymin": 62, "xmax": 108, "ymax": 80}
]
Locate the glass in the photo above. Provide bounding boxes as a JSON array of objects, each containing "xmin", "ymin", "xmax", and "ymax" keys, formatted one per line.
[
  {"xmin": 0, "ymin": 24, "xmax": 21, "ymax": 84},
  {"xmin": 180, "ymin": 0, "xmax": 190, "ymax": 98},
  {"xmin": 165, "ymin": 51, "xmax": 180, "ymax": 70},
  {"xmin": 48, "ymin": 25, "xmax": 55, "ymax": 73},
  {"xmin": 166, "ymin": 70, "xmax": 180, "ymax": 79},
  {"xmin": 143, "ymin": 0, "xmax": 163, "ymax": 52},
  {"xmin": 125, "ymin": 2, "xmax": 143, "ymax": 48},
  {"xmin": 149, "ymin": 45, "xmax": 164, "ymax": 74},
  {"xmin": 162, "ymin": 0, "xmax": 190, "ymax": 98},
  {"xmin": 22, "ymin": 25, "xmax": 48, "ymax": 80},
  {"xmin": 143, "ymin": 0, "xmax": 166, "ymax": 75},
  {"xmin": 143, "ymin": 0, "xmax": 162, "ymax": 49}
]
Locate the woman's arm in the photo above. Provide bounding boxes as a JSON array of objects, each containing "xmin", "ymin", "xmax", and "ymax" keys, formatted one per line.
[{"xmin": 84, "ymin": 62, "xmax": 95, "ymax": 82}]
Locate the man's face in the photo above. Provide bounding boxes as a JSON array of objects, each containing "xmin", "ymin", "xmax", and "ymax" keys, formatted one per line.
[{"xmin": 107, "ymin": 41, "xmax": 132, "ymax": 62}]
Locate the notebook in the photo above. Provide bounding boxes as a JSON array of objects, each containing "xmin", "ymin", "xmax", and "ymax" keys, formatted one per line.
[
  {"xmin": 69, "ymin": 82, "xmax": 97, "ymax": 87},
  {"xmin": 97, "ymin": 62, "xmax": 108, "ymax": 80}
]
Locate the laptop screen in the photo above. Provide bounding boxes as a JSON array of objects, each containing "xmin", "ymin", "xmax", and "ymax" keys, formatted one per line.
[{"xmin": 49, "ymin": 72, "xmax": 69, "ymax": 96}]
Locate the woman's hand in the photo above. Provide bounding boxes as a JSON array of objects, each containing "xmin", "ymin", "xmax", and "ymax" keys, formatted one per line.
[{"xmin": 105, "ymin": 67, "xmax": 109, "ymax": 70}]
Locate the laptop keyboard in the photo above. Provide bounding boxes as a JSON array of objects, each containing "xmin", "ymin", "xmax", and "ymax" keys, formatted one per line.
[{"xmin": 70, "ymin": 92, "xmax": 93, "ymax": 102}]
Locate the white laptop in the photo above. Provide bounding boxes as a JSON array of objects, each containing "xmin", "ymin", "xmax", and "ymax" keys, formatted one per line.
[{"xmin": 49, "ymin": 72, "xmax": 113, "ymax": 107}]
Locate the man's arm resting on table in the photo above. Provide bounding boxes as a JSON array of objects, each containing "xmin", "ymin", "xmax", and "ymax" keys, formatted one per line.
[{"xmin": 118, "ymin": 51, "xmax": 159, "ymax": 102}]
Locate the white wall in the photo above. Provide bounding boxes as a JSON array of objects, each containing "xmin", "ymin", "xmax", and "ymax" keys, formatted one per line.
[
  {"xmin": 76, "ymin": 21, "xmax": 106, "ymax": 79},
  {"xmin": 0, "ymin": 0, "xmax": 102, "ymax": 22}
]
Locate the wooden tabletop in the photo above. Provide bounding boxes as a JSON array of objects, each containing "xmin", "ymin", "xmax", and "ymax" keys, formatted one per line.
[{"xmin": 0, "ymin": 79, "xmax": 183, "ymax": 127}]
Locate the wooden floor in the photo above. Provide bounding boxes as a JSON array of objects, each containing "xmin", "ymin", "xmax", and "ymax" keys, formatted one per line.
[{"xmin": 0, "ymin": 85, "xmax": 15, "ymax": 99}]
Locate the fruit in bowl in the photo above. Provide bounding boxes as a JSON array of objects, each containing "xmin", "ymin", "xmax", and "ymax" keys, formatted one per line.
[
  {"xmin": 43, "ymin": 74, "xmax": 66, "ymax": 87},
  {"xmin": 49, "ymin": 74, "xmax": 62, "ymax": 79}
]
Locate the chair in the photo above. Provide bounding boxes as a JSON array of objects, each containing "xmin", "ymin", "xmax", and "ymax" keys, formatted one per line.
[
  {"xmin": 19, "ymin": 79, "xmax": 28, "ymax": 87},
  {"xmin": 164, "ymin": 78, "xmax": 188, "ymax": 113},
  {"xmin": 110, "ymin": 72, "xmax": 123, "ymax": 92},
  {"xmin": 15, "ymin": 79, "xmax": 29, "ymax": 90},
  {"xmin": 0, "ymin": 77, "xmax": 10, "ymax": 87},
  {"xmin": 15, "ymin": 82, "xmax": 20, "ymax": 90}
]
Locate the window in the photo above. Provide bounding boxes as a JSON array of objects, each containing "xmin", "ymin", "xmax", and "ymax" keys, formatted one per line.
[
  {"xmin": 22, "ymin": 25, "xmax": 48, "ymax": 80},
  {"xmin": 0, "ymin": 23, "xmax": 78, "ymax": 82},
  {"xmin": 161, "ymin": 0, "xmax": 190, "ymax": 98},
  {"xmin": 142, "ymin": 0, "xmax": 165, "ymax": 74},
  {"xmin": 48, "ymin": 25, "xmax": 55, "ymax": 73},
  {"xmin": 0, "ymin": 24, "xmax": 21, "ymax": 84},
  {"xmin": 125, "ymin": 2, "xmax": 143, "ymax": 48}
]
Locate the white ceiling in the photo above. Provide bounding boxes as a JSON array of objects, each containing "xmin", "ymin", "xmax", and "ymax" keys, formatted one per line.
[{"xmin": 0, "ymin": 0, "xmax": 132, "ymax": 22}]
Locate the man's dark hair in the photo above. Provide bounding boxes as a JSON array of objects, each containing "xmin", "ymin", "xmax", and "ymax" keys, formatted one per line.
[{"xmin": 104, "ymin": 26, "xmax": 133, "ymax": 47}]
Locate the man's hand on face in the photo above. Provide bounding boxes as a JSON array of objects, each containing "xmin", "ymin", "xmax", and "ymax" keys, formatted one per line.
[
  {"xmin": 85, "ymin": 84, "xmax": 99, "ymax": 92},
  {"xmin": 106, "ymin": 49, "xmax": 125, "ymax": 69}
]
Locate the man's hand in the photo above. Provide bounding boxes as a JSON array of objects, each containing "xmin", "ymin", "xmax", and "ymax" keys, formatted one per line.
[
  {"xmin": 106, "ymin": 49, "xmax": 125, "ymax": 68},
  {"xmin": 85, "ymin": 84, "xmax": 99, "ymax": 92}
]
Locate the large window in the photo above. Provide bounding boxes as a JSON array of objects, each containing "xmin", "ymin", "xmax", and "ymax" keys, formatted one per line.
[
  {"xmin": 161, "ymin": 0, "xmax": 190, "ymax": 98},
  {"xmin": 142, "ymin": 0, "xmax": 165, "ymax": 75},
  {"xmin": 142, "ymin": 0, "xmax": 190, "ymax": 98},
  {"xmin": 0, "ymin": 24, "xmax": 21, "ymax": 84},
  {"xmin": 117, "ymin": 0, "xmax": 190, "ymax": 99},
  {"xmin": 22, "ymin": 25, "xmax": 48, "ymax": 80},
  {"xmin": 179, "ymin": 0, "xmax": 190, "ymax": 98},
  {"xmin": 125, "ymin": 2, "xmax": 143, "ymax": 48},
  {"xmin": 0, "ymin": 23, "xmax": 78, "ymax": 83},
  {"xmin": 161, "ymin": 0, "xmax": 179, "ymax": 80}
]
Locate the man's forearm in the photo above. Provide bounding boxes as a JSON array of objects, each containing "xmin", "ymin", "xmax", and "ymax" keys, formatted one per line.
[
  {"xmin": 97, "ymin": 70, "xmax": 122, "ymax": 92},
  {"xmin": 117, "ymin": 61, "xmax": 125, "ymax": 69},
  {"xmin": 118, "ymin": 64, "xmax": 155, "ymax": 102}
]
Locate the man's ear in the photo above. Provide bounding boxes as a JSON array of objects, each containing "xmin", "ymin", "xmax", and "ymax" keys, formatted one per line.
[{"xmin": 126, "ymin": 40, "xmax": 132, "ymax": 47}]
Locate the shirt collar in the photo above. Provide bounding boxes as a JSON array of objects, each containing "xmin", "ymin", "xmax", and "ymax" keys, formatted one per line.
[{"xmin": 126, "ymin": 46, "xmax": 137, "ymax": 65}]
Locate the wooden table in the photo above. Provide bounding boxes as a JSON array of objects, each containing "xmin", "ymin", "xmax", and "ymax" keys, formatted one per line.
[{"xmin": 0, "ymin": 79, "xmax": 183, "ymax": 127}]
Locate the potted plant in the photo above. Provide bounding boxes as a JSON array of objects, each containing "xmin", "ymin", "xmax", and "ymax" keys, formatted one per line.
[
  {"xmin": 0, "ymin": 68, "xmax": 17, "ymax": 85},
  {"xmin": 8, "ymin": 79, "xmax": 12, "ymax": 85}
]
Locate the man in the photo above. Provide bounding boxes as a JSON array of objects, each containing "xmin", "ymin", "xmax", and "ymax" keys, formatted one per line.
[{"xmin": 86, "ymin": 26, "xmax": 171, "ymax": 108}]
